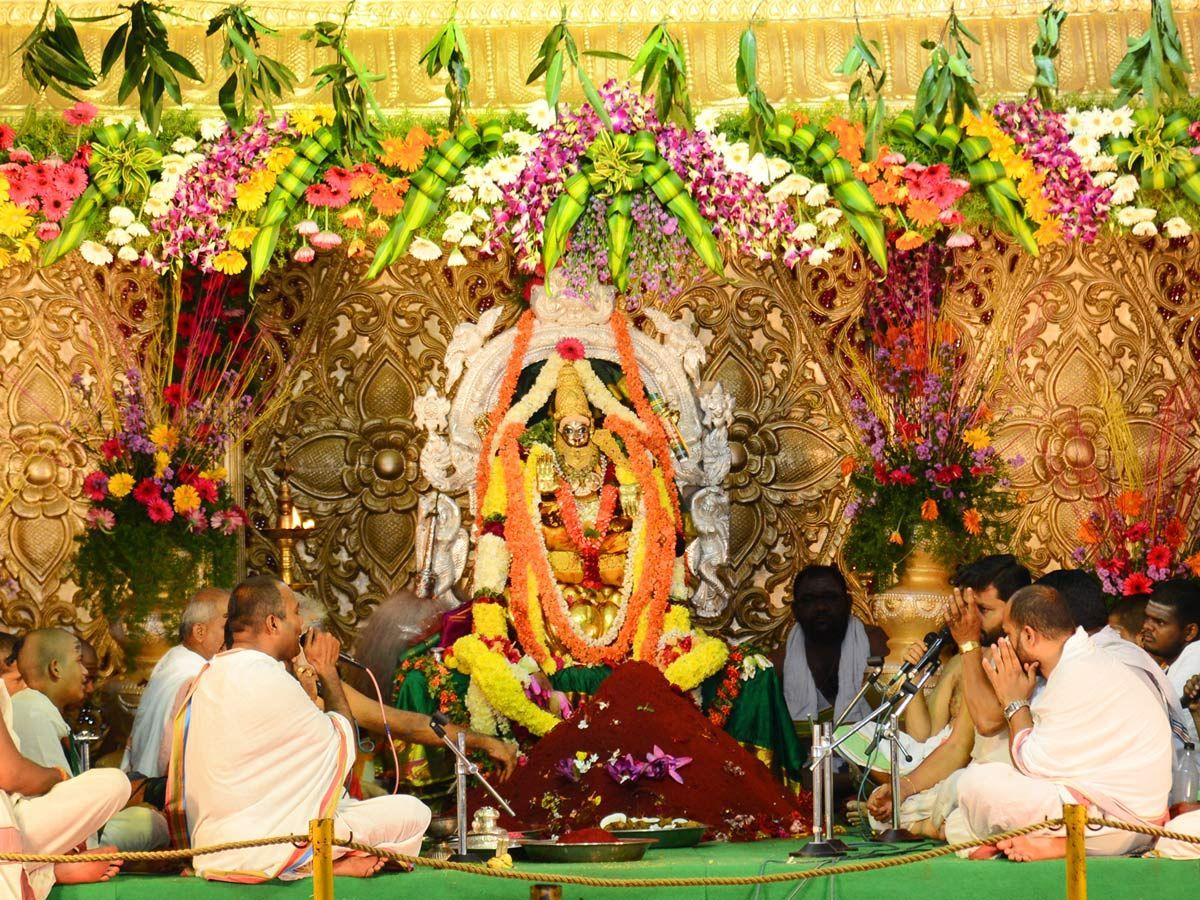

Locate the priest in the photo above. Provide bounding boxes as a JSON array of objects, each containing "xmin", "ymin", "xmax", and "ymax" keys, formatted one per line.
[
  {"xmin": 946, "ymin": 585, "xmax": 1171, "ymax": 861},
  {"xmin": 168, "ymin": 575, "xmax": 430, "ymax": 882}
]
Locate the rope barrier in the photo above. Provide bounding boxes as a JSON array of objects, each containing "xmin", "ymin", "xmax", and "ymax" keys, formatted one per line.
[{"xmin": 0, "ymin": 814, "xmax": 1195, "ymax": 887}]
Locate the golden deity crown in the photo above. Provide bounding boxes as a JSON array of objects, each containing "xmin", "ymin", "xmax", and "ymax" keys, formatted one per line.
[{"xmin": 553, "ymin": 362, "xmax": 591, "ymax": 422}]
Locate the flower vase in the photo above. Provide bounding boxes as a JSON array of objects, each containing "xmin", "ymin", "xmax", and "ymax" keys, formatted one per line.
[{"xmin": 869, "ymin": 541, "xmax": 953, "ymax": 675}]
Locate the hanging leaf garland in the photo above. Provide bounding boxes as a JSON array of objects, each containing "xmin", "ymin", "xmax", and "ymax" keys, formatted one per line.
[
  {"xmin": 1110, "ymin": 0, "xmax": 1192, "ymax": 109},
  {"xmin": 100, "ymin": 2, "xmax": 202, "ymax": 136},
  {"xmin": 912, "ymin": 6, "xmax": 981, "ymax": 130},
  {"xmin": 42, "ymin": 122, "xmax": 163, "ymax": 266},
  {"xmin": 1029, "ymin": 2, "xmax": 1067, "ymax": 108},
  {"xmin": 526, "ymin": 7, "xmax": 614, "ymax": 129},
  {"xmin": 764, "ymin": 119, "xmax": 888, "ymax": 271},
  {"xmin": 417, "ymin": 2, "xmax": 473, "ymax": 130},
  {"xmin": 628, "ymin": 19, "xmax": 694, "ymax": 128},
  {"xmin": 365, "ymin": 120, "xmax": 505, "ymax": 279},
  {"xmin": 836, "ymin": 17, "xmax": 887, "ymax": 161},
  {"xmin": 207, "ymin": 3, "xmax": 298, "ymax": 126},
  {"xmin": 735, "ymin": 21, "xmax": 776, "ymax": 155},
  {"xmin": 541, "ymin": 130, "xmax": 724, "ymax": 289},
  {"xmin": 19, "ymin": 1, "xmax": 107, "ymax": 101}
]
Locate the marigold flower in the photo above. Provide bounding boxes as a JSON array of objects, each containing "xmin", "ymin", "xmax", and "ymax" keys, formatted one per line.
[
  {"xmin": 212, "ymin": 250, "xmax": 246, "ymax": 275},
  {"xmin": 963, "ymin": 508, "xmax": 982, "ymax": 536},
  {"xmin": 172, "ymin": 483, "xmax": 201, "ymax": 514},
  {"xmin": 921, "ymin": 498, "xmax": 939, "ymax": 521}
]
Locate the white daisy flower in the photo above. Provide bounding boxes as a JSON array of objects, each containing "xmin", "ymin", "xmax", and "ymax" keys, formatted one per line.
[
  {"xmin": 1107, "ymin": 106, "xmax": 1135, "ymax": 139},
  {"xmin": 143, "ymin": 197, "xmax": 170, "ymax": 218},
  {"xmin": 815, "ymin": 207, "xmax": 843, "ymax": 228},
  {"xmin": 125, "ymin": 221, "xmax": 150, "ymax": 239},
  {"xmin": 1131, "ymin": 220, "xmax": 1158, "ymax": 237},
  {"xmin": 171, "ymin": 136, "xmax": 198, "ymax": 154},
  {"xmin": 1163, "ymin": 216, "xmax": 1192, "ymax": 238},
  {"xmin": 198, "ymin": 117, "xmax": 227, "ymax": 141},
  {"xmin": 471, "ymin": 206, "xmax": 491, "ymax": 222},
  {"xmin": 808, "ymin": 246, "xmax": 833, "ymax": 266},
  {"xmin": 441, "ymin": 228, "xmax": 465, "ymax": 244},
  {"xmin": 1083, "ymin": 109, "xmax": 1108, "ymax": 137},
  {"xmin": 108, "ymin": 206, "xmax": 136, "ymax": 228},
  {"xmin": 447, "ymin": 247, "xmax": 468, "ymax": 266},
  {"xmin": 526, "ymin": 99, "xmax": 556, "ymax": 131},
  {"xmin": 444, "ymin": 211, "xmax": 474, "ymax": 231},
  {"xmin": 766, "ymin": 156, "xmax": 791, "ymax": 183},
  {"xmin": 1062, "ymin": 107, "xmax": 1085, "ymax": 133},
  {"xmin": 410, "ymin": 237, "xmax": 443, "ymax": 261},
  {"xmin": 803, "ymin": 184, "xmax": 831, "ymax": 207},
  {"xmin": 1116, "ymin": 206, "xmax": 1142, "ymax": 227},
  {"xmin": 1110, "ymin": 174, "xmax": 1140, "ymax": 206},
  {"xmin": 458, "ymin": 232, "xmax": 483, "ymax": 248},
  {"xmin": 79, "ymin": 240, "xmax": 114, "ymax": 265},
  {"xmin": 461, "ymin": 166, "xmax": 491, "ymax": 190},
  {"xmin": 117, "ymin": 244, "xmax": 140, "ymax": 262},
  {"xmin": 447, "ymin": 183, "xmax": 474, "ymax": 203},
  {"xmin": 723, "ymin": 142, "xmax": 751, "ymax": 172},
  {"xmin": 695, "ymin": 108, "xmax": 721, "ymax": 133},
  {"xmin": 824, "ymin": 234, "xmax": 843, "ymax": 251},
  {"xmin": 104, "ymin": 227, "xmax": 132, "ymax": 246},
  {"xmin": 476, "ymin": 181, "xmax": 503, "ymax": 205},
  {"xmin": 746, "ymin": 153, "xmax": 772, "ymax": 186},
  {"xmin": 1093, "ymin": 171, "xmax": 1118, "ymax": 187},
  {"xmin": 1068, "ymin": 134, "xmax": 1100, "ymax": 159},
  {"xmin": 791, "ymin": 222, "xmax": 818, "ymax": 241}
]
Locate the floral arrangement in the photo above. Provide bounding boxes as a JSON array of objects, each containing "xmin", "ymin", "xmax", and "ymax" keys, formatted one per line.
[
  {"xmin": 393, "ymin": 652, "xmax": 469, "ymax": 725},
  {"xmin": 841, "ymin": 241, "xmax": 1021, "ymax": 586}
]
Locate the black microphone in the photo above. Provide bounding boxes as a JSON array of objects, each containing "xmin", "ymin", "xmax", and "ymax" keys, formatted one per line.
[
  {"xmin": 887, "ymin": 627, "xmax": 952, "ymax": 689},
  {"xmin": 430, "ymin": 710, "xmax": 450, "ymax": 738},
  {"xmin": 338, "ymin": 651, "xmax": 366, "ymax": 669}
]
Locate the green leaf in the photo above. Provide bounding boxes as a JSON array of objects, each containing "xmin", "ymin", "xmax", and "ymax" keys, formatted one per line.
[
  {"xmin": 739, "ymin": 27, "xmax": 757, "ymax": 81},
  {"xmin": 838, "ymin": 45, "xmax": 863, "ymax": 77},
  {"xmin": 218, "ymin": 70, "xmax": 238, "ymax": 121},
  {"xmin": 161, "ymin": 48, "xmax": 200, "ymax": 82},
  {"xmin": 585, "ymin": 49, "xmax": 632, "ymax": 61},
  {"xmin": 947, "ymin": 53, "xmax": 968, "ymax": 77},
  {"xmin": 101, "ymin": 22, "xmax": 128, "ymax": 75},
  {"xmin": 577, "ymin": 63, "xmax": 612, "ymax": 129},
  {"xmin": 545, "ymin": 51, "xmax": 564, "ymax": 108},
  {"xmin": 227, "ymin": 26, "xmax": 258, "ymax": 73}
]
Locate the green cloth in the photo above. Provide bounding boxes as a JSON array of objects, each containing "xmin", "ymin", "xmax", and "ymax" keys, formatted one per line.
[
  {"xmin": 49, "ymin": 840, "xmax": 1200, "ymax": 900},
  {"xmin": 393, "ymin": 658, "xmax": 805, "ymax": 777}
]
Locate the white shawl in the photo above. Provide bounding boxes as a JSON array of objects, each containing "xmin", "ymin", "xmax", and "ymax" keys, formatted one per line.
[
  {"xmin": 1166, "ymin": 640, "xmax": 1200, "ymax": 699},
  {"xmin": 1092, "ymin": 625, "xmax": 1197, "ymax": 746},
  {"xmin": 124, "ymin": 644, "xmax": 206, "ymax": 777},
  {"xmin": 1013, "ymin": 629, "xmax": 1172, "ymax": 822},
  {"xmin": 783, "ymin": 617, "xmax": 873, "ymax": 722},
  {"xmin": 169, "ymin": 649, "xmax": 354, "ymax": 882}
]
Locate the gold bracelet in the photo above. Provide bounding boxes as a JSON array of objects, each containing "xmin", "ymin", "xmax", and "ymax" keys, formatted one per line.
[{"xmin": 958, "ymin": 641, "xmax": 981, "ymax": 655}]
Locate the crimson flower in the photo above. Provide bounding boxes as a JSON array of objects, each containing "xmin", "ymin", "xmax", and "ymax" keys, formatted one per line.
[
  {"xmin": 163, "ymin": 383, "xmax": 184, "ymax": 407},
  {"xmin": 555, "ymin": 338, "xmax": 585, "ymax": 361},
  {"xmin": 889, "ymin": 469, "xmax": 917, "ymax": 486},
  {"xmin": 1163, "ymin": 518, "xmax": 1186, "ymax": 550},
  {"xmin": 146, "ymin": 497, "xmax": 174, "ymax": 523},
  {"xmin": 305, "ymin": 183, "xmax": 334, "ymax": 207},
  {"xmin": 934, "ymin": 464, "xmax": 963, "ymax": 485},
  {"xmin": 62, "ymin": 102, "xmax": 97, "ymax": 127},
  {"xmin": 1124, "ymin": 522, "xmax": 1150, "ymax": 544},
  {"xmin": 100, "ymin": 437, "xmax": 122, "ymax": 461},
  {"xmin": 41, "ymin": 193, "xmax": 69, "ymax": 222},
  {"xmin": 132, "ymin": 478, "xmax": 161, "ymax": 505},
  {"xmin": 55, "ymin": 165, "xmax": 88, "ymax": 199},
  {"xmin": 1121, "ymin": 572, "xmax": 1154, "ymax": 596},
  {"xmin": 1147, "ymin": 544, "xmax": 1172, "ymax": 569},
  {"xmin": 194, "ymin": 477, "xmax": 218, "ymax": 503},
  {"xmin": 83, "ymin": 471, "xmax": 108, "ymax": 501},
  {"xmin": 175, "ymin": 463, "xmax": 198, "ymax": 485},
  {"xmin": 0, "ymin": 124, "xmax": 13, "ymax": 151}
]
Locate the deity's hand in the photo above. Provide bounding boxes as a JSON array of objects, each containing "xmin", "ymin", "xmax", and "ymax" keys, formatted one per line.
[
  {"xmin": 947, "ymin": 588, "xmax": 983, "ymax": 645},
  {"xmin": 983, "ymin": 637, "xmax": 1037, "ymax": 707},
  {"xmin": 304, "ymin": 630, "xmax": 342, "ymax": 683}
]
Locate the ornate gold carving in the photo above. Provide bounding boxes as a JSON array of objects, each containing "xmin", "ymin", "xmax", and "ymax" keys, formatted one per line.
[
  {"xmin": 0, "ymin": 2, "xmax": 1197, "ymax": 112},
  {"xmin": 3, "ymin": 233, "xmax": 1199, "ymax": 657}
]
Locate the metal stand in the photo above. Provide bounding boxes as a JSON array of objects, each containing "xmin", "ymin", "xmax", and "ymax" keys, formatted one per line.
[
  {"xmin": 791, "ymin": 721, "xmax": 845, "ymax": 857},
  {"xmin": 872, "ymin": 711, "xmax": 920, "ymax": 843},
  {"xmin": 430, "ymin": 713, "xmax": 516, "ymax": 864}
]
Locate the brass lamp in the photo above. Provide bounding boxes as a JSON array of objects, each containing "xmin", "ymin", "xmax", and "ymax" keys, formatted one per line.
[{"xmin": 261, "ymin": 447, "xmax": 316, "ymax": 590}]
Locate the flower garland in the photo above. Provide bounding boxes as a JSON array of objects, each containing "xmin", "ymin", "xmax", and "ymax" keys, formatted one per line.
[
  {"xmin": 452, "ymin": 633, "xmax": 560, "ymax": 736},
  {"xmin": 706, "ymin": 646, "xmax": 747, "ymax": 728},
  {"xmin": 394, "ymin": 653, "xmax": 469, "ymax": 725},
  {"xmin": 555, "ymin": 474, "xmax": 620, "ymax": 589},
  {"xmin": 659, "ymin": 605, "xmax": 728, "ymax": 691},
  {"xmin": 474, "ymin": 309, "xmax": 536, "ymax": 531}
]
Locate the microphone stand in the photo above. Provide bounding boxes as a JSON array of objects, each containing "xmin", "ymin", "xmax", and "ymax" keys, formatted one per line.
[
  {"xmin": 429, "ymin": 713, "xmax": 515, "ymax": 863},
  {"xmin": 871, "ymin": 659, "xmax": 941, "ymax": 844}
]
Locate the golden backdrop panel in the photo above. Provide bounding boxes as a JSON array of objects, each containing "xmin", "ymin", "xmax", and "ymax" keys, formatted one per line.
[
  {"xmin": 2, "ymin": 236, "xmax": 1200, "ymax": 660},
  {"xmin": 1, "ymin": 1, "xmax": 1200, "ymax": 112}
]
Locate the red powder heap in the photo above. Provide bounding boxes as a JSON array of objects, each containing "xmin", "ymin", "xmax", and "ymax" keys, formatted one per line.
[
  {"xmin": 556, "ymin": 827, "xmax": 618, "ymax": 844},
  {"xmin": 477, "ymin": 661, "xmax": 809, "ymax": 841}
]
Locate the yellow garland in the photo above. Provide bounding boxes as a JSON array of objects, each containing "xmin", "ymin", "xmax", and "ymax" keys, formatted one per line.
[
  {"xmin": 479, "ymin": 453, "xmax": 508, "ymax": 520},
  {"xmin": 472, "ymin": 601, "xmax": 508, "ymax": 638},
  {"xmin": 664, "ymin": 631, "xmax": 729, "ymax": 691},
  {"xmin": 451, "ymin": 635, "xmax": 561, "ymax": 736}
]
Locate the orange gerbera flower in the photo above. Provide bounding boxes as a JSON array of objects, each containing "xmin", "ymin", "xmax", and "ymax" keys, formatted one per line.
[
  {"xmin": 1164, "ymin": 517, "xmax": 1187, "ymax": 550},
  {"xmin": 840, "ymin": 455, "xmax": 857, "ymax": 477},
  {"xmin": 1116, "ymin": 490, "xmax": 1144, "ymax": 518},
  {"xmin": 906, "ymin": 198, "xmax": 941, "ymax": 228},
  {"xmin": 921, "ymin": 498, "xmax": 939, "ymax": 521},
  {"xmin": 380, "ymin": 126, "xmax": 435, "ymax": 172},
  {"xmin": 963, "ymin": 508, "xmax": 982, "ymax": 535},
  {"xmin": 896, "ymin": 230, "xmax": 926, "ymax": 251},
  {"xmin": 870, "ymin": 179, "xmax": 902, "ymax": 206},
  {"xmin": 1186, "ymin": 551, "xmax": 1200, "ymax": 577},
  {"xmin": 826, "ymin": 116, "xmax": 865, "ymax": 168},
  {"xmin": 371, "ymin": 183, "xmax": 406, "ymax": 216},
  {"xmin": 1077, "ymin": 519, "xmax": 1103, "ymax": 545},
  {"xmin": 889, "ymin": 530, "xmax": 904, "ymax": 545}
]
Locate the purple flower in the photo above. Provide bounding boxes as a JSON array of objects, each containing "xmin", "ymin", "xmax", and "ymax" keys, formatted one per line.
[
  {"xmin": 643, "ymin": 745, "xmax": 692, "ymax": 784},
  {"xmin": 605, "ymin": 753, "xmax": 647, "ymax": 784}
]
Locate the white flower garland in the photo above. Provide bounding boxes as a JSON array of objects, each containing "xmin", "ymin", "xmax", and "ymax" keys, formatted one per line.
[
  {"xmin": 472, "ymin": 533, "xmax": 511, "ymax": 595},
  {"xmin": 465, "ymin": 677, "xmax": 502, "ymax": 736}
]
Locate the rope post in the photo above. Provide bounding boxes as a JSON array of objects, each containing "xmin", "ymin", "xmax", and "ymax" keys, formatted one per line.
[
  {"xmin": 310, "ymin": 818, "xmax": 335, "ymax": 900},
  {"xmin": 1064, "ymin": 804, "xmax": 1087, "ymax": 900}
]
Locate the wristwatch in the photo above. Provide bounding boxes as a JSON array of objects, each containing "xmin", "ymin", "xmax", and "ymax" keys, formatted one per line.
[
  {"xmin": 957, "ymin": 640, "xmax": 981, "ymax": 655},
  {"xmin": 1003, "ymin": 699, "xmax": 1030, "ymax": 721}
]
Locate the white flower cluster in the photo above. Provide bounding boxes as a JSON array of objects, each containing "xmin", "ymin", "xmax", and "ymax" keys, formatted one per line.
[
  {"xmin": 79, "ymin": 205, "xmax": 154, "ymax": 266},
  {"xmin": 1061, "ymin": 106, "xmax": 1191, "ymax": 238}
]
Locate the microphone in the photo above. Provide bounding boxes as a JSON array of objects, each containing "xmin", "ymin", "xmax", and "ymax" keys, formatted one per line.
[
  {"xmin": 887, "ymin": 627, "xmax": 952, "ymax": 689},
  {"xmin": 338, "ymin": 651, "xmax": 366, "ymax": 669},
  {"xmin": 430, "ymin": 710, "xmax": 450, "ymax": 738}
]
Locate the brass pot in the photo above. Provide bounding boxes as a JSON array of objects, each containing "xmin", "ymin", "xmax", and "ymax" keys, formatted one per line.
[{"xmin": 870, "ymin": 543, "xmax": 952, "ymax": 672}]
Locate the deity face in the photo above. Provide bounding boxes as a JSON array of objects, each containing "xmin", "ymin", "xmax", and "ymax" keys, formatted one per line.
[{"xmin": 557, "ymin": 414, "xmax": 593, "ymax": 449}]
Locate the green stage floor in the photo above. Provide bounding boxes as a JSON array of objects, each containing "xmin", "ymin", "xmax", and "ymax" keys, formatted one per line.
[{"xmin": 49, "ymin": 839, "xmax": 1200, "ymax": 900}]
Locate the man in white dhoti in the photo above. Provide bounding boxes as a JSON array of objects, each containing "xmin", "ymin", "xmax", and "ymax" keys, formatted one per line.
[
  {"xmin": 946, "ymin": 585, "xmax": 1172, "ymax": 861},
  {"xmin": 168, "ymin": 575, "xmax": 430, "ymax": 882},
  {"xmin": 1141, "ymin": 579, "xmax": 1200, "ymax": 701},
  {"xmin": 14, "ymin": 630, "xmax": 169, "ymax": 852},
  {"xmin": 0, "ymin": 678, "xmax": 130, "ymax": 898},
  {"xmin": 123, "ymin": 587, "xmax": 229, "ymax": 779}
]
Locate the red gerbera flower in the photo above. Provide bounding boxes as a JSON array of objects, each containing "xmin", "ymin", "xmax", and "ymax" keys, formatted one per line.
[
  {"xmin": 133, "ymin": 478, "xmax": 161, "ymax": 505},
  {"xmin": 83, "ymin": 471, "xmax": 109, "ymax": 501},
  {"xmin": 323, "ymin": 166, "xmax": 354, "ymax": 190},
  {"xmin": 1121, "ymin": 572, "xmax": 1154, "ymax": 596},
  {"xmin": 62, "ymin": 101, "xmax": 98, "ymax": 127},
  {"xmin": 1163, "ymin": 517, "xmax": 1186, "ymax": 550},
  {"xmin": 555, "ymin": 338, "xmax": 585, "ymax": 361},
  {"xmin": 305, "ymin": 183, "xmax": 334, "ymax": 207},
  {"xmin": 100, "ymin": 437, "xmax": 122, "ymax": 461},
  {"xmin": 1147, "ymin": 544, "xmax": 1172, "ymax": 569},
  {"xmin": 146, "ymin": 497, "xmax": 174, "ymax": 523},
  {"xmin": 40, "ymin": 193, "xmax": 69, "ymax": 222},
  {"xmin": 194, "ymin": 477, "xmax": 218, "ymax": 503},
  {"xmin": 176, "ymin": 463, "xmax": 198, "ymax": 485},
  {"xmin": 0, "ymin": 124, "xmax": 14, "ymax": 151},
  {"xmin": 55, "ymin": 165, "xmax": 88, "ymax": 199},
  {"xmin": 163, "ymin": 383, "xmax": 184, "ymax": 407}
]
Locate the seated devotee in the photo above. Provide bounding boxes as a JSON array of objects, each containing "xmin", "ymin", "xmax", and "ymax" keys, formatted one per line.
[
  {"xmin": 0, "ymin": 674, "xmax": 131, "ymax": 897},
  {"xmin": 773, "ymin": 564, "xmax": 889, "ymax": 728},
  {"xmin": 1108, "ymin": 596, "xmax": 1148, "ymax": 645},
  {"xmin": 944, "ymin": 585, "xmax": 1171, "ymax": 861},
  {"xmin": 13, "ymin": 630, "xmax": 169, "ymax": 852},
  {"xmin": 1041, "ymin": 568, "xmax": 1196, "ymax": 746},
  {"xmin": 169, "ymin": 575, "xmax": 431, "ymax": 881},
  {"xmin": 0, "ymin": 633, "xmax": 26, "ymax": 697},
  {"xmin": 863, "ymin": 554, "xmax": 1031, "ymax": 835},
  {"xmin": 1140, "ymin": 579, "xmax": 1200, "ymax": 699},
  {"xmin": 123, "ymin": 587, "xmax": 229, "ymax": 779}
]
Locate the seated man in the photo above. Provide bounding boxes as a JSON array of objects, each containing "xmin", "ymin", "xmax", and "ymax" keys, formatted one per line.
[
  {"xmin": 1140, "ymin": 579, "xmax": 1200, "ymax": 700},
  {"xmin": 0, "ymin": 670, "xmax": 130, "ymax": 898},
  {"xmin": 1107, "ymin": 597, "xmax": 1148, "ymax": 645},
  {"xmin": 774, "ymin": 565, "xmax": 888, "ymax": 727},
  {"xmin": 169, "ymin": 575, "xmax": 431, "ymax": 882},
  {"xmin": 947, "ymin": 585, "xmax": 1171, "ymax": 861},
  {"xmin": 124, "ymin": 587, "xmax": 229, "ymax": 779},
  {"xmin": 864, "ymin": 554, "xmax": 1032, "ymax": 834},
  {"xmin": 14, "ymin": 629, "xmax": 168, "ymax": 852},
  {"xmin": 0, "ymin": 633, "xmax": 25, "ymax": 697},
  {"xmin": 1042, "ymin": 568, "xmax": 1196, "ymax": 746}
]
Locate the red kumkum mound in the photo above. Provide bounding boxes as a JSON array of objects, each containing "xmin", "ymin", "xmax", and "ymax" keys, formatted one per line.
[{"xmin": 476, "ymin": 660, "xmax": 809, "ymax": 841}]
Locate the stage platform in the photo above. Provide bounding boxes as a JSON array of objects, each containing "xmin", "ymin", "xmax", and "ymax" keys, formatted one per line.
[{"xmin": 49, "ymin": 839, "xmax": 1200, "ymax": 900}]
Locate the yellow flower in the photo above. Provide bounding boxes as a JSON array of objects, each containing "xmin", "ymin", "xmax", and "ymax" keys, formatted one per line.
[
  {"xmin": 212, "ymin": 249, "xmax": 247, "ymax": 275},
  {"xmin": 313, "ymin": 104, "xmax": 335, "ymax": 124},
  {"xmin": 108, "ymin": 472, "xmax": 135, "ymax": 497},
  {"xmin": 154, "ymin": 450, "xmax": 170, "ymax": 478},
  {"xmin": 235, "ymin": 182, "xmax": 266, "ymax": 212},
  {"xmin": 291, "ymin": 109, "xmax": 319, "ymax": 136},
  {"xmin": 962, "ymin": 428, "xmax": 991, "ymax": 451},
  {"xmin": 200, "ymin": 466, "xmax": 227, "ymax": 483},
  {"xmin": 228, "ymin": 226, "xmax": 258, "ymax": 250},
  {"xmin": 266, "ymin": 146, "xmax": 295, "ymax": 173},
  {"xmin": 149, "ymin": 424, "xmax": 179, "ymax": 451},
  {"xmin": 0, "ymin": 202, "xmax": 32, "ymax": 238},
  {"xmin": 0, "ymin": 176, "xmax": 9, "ymax": 202},
  {"xmin": 664, "ymin": 631, "xmax": 728, "ymax": 691},
  {"xmin": 172, "ymin": 483, "xmax": 200, "ymax": 513}
]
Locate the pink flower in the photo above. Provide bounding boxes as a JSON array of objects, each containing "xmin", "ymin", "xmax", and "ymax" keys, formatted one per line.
[
  {"xmin": 555, "ymin": 338, "xmax": 585, "ymax": 361},
  {"xmin": 305, "ymin": 183, "xmax": 334, "ymax": 207},
  {"xmin": 40, "ymin": 192, "xmax": 69, "ymax": 222},
  {"xmin": 311, "ymin": 230, "xmax": 342, "ymax": 250},
  {"xmin": 83, "ymin": 471, "xmax": 109, "ymax": 500},
  {"xmin": 100, "ymin": 437, "xmax": 122, "ymax": 460},
  {"xmin": 0, "ymin": 125, "xmax": 13, "ymax": 151},
  {"xmin": 62, "ymin": 102, "xmax": 98, "ymax": 127},
  {"xmin": 146, "ymin": 497, "xmax": 174, "ymax": 523},
  {"xmin": 35, "ymin": 221, "xmax": 60, "ymax": 241},
  {"xmin": 185, "ymin": 507, "xmax": 208, "ymax": 533},
  {"xmin": 323, "ymin": 166, "xmax": 354, "ymax": 190},
  {"xmin": 296, "ymin": 219, "xmax": 319, "ymax": 237},
  {"xmin": 293, "ymin": 245, "xmax": 315, "ymax": 263},
  {"xmin": 55, "ymin": 165, "xmax": 88, "ymax": 199},
  {"xmin": 86, "ymin": 508, "xmax": 116, "ymax": 531},
  {"xmin": 7, "ymin": 149, "xmax": 32, "ymax": 164},
  {"xmin": 945, "ymin": 231, "xmax": 975, "ymax": 249}
]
